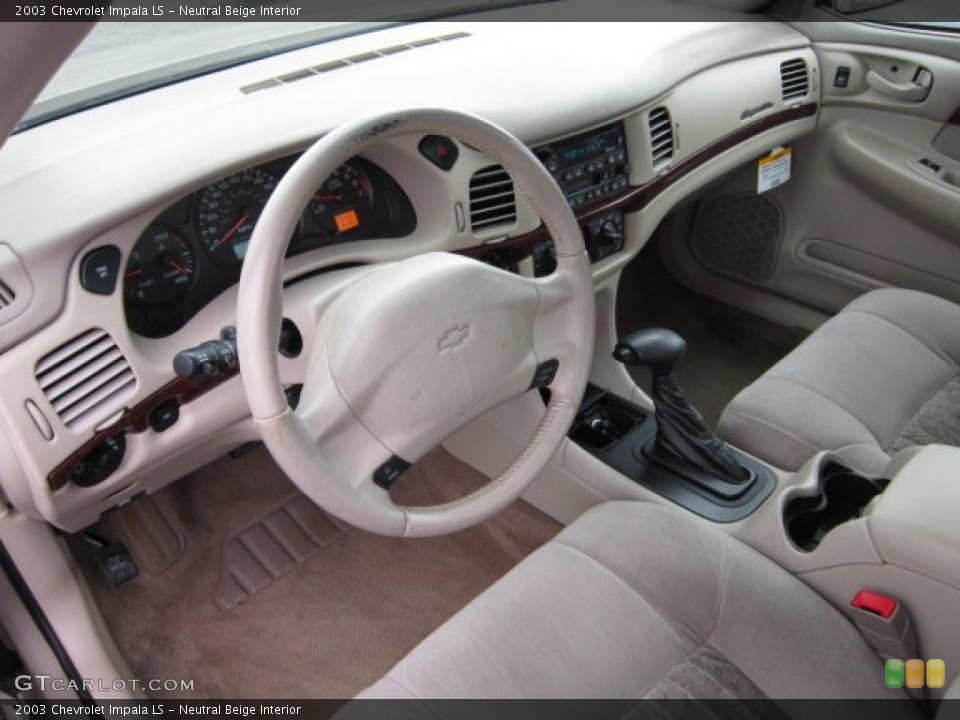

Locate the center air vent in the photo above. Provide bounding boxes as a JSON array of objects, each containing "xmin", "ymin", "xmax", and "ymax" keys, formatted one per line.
[
  {"xmin": 469, "ymin": 165, "xmax": 517, "ymax": 232},
  {"xmin": 0, "ymin": 280, "xmax": 14, "ymax": 310},
  {"xmin": 648, "ymin": 107, "xmax": 674, "ymax": 167},
  {"xmin": 781, "ymin": 58, "xmax": 809, "ymax": 102},
  {"xmin": 35, "ymin": 329, "xmax": 136, "ymax": 431}
]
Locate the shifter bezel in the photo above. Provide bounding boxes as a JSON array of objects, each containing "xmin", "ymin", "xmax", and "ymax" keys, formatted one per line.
[{"xmin": 569, "ymin": 384, "xmax": 777, "ymax": 523}]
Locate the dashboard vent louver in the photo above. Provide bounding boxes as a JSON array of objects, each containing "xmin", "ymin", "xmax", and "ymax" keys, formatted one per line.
[
  {"xmin": 648, "ymin": 107, "xmax": 674, "ymax": 167},
  {"xmin": 241, "ymin": 32, "xmax": 471, "ymax": 94},
  {"xmin": 469, "ymin": 165, "xmax": 517, "ymax": 232},
  {"xmin": 35, "ymin": 329, "xmax": 136, "ymax": 431},
  {"xmin": 781, "ymin": 58, "xmax": 809, "ymax": 102},
  {"xmin": 0, "ymin": 280, "xmax": 14, "ymax": 310}
]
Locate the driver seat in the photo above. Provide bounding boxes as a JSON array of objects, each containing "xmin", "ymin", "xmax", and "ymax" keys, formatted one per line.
[{"xmin": 356, "ymin": 502, "xmax": 925, "ymax": 711}]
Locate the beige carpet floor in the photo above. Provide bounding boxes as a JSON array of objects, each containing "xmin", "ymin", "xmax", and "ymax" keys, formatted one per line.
[{"xmin": 70, "ymin": 446, "xmax": 560, "ymax": 699}]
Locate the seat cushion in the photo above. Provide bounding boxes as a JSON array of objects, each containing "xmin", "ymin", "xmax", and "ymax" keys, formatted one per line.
[
  {"xmin": 356, "ymin": 502, "xmax": 916, "ymax": 707},
  {"xmin": 718, "ymin": 289, "xmax": 960, "ymax": 472}
]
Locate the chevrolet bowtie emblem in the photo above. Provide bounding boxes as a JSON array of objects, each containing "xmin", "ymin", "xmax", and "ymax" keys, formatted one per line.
[{"xmin": 439, "ymin": 323, "xmax": 471, "ymax": 352}]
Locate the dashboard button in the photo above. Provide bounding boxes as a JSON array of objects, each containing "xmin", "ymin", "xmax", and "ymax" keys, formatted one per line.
[
  {"xmin": 149, "ymin": 399, "xmax": 180, "ymax": 433},
  {"xmin": 418, "ymin": 135, "xmax": 459, "ymax": 171},
  {"xmin": 80, "ymin": 245, "xmax": 122, "ymax": 296}
]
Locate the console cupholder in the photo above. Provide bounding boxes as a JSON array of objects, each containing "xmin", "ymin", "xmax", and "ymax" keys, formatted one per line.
[{"xmin": 784, "ymin": 462, "xmax": 889, "ymax": 552}]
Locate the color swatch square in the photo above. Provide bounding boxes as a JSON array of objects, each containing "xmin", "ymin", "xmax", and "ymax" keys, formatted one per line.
[
  {"xmin": 927, "ymin": 660, "xmax": 946, "ymax": 689},
  {"xmin": 906, "ymin": 659, "xmax": 925, "ymax": 689},
  {"xmin": 886, "ymin": 659, "xmax": 905, "ymax": 688}
]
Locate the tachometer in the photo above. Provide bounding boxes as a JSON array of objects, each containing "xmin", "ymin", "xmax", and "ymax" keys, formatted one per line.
[
  {"xmin": 124, "ymin": 225, "xmax": 195, "ymax": 305},
  {"xmin": 197, "ymin": 167, "xmax": 278, "ymax": 265},
  {"xmin": 305, "ymin": 162, "xmax": 374, "ymax": 238}
]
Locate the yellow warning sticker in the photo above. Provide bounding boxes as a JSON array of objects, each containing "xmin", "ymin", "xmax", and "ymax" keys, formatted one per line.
[{"xmin": 758, "ymin": 146, "xmax": 792, "ymax": 194}]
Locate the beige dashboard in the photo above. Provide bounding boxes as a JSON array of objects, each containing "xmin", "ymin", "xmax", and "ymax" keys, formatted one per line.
[{"xmin": 0, "ymin": 20, "xmax": 820, "ymax": 531}]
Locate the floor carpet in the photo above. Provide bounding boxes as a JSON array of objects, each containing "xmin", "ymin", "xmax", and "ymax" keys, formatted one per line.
[
  {"xmin": 70, "ymin": 446, "xmax": 560, "ymax": 699},
  {"xmin": 616, "ymin": 238, "xmax": 808, "ymax": 427}
]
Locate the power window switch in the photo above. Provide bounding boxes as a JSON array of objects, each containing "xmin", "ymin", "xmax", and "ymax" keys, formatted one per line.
[{"xmin": 834, "ymin": 66, "xmax": 851, "ymax": 89}]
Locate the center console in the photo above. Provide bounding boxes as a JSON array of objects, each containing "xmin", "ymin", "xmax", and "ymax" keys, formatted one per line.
[
  {"xmin": 725, "ymin": 445, "xmax": 960, "ymax": 688},
  {"xmin": 569, "ymin": 384, "xmax": 776, "ymax": 523},
  {"xmin": 534, "ymin": 122, "xmax": 629, "ymax": 267}
]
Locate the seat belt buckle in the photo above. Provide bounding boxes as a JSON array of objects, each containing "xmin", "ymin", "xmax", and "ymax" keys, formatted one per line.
[{"xmin": 850, "ymin": 590, "xmax": 917, "ymax": 661}]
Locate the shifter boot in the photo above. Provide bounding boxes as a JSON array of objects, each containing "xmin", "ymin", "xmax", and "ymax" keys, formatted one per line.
[{"xmin": 615, "ymin": 328, "xmax": 749, "ymax": 484}]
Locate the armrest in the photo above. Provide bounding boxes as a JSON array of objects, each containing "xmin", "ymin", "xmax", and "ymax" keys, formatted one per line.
[{"xmin": 868, "ymin": 445, "xmax": 960, "ymax": 590}]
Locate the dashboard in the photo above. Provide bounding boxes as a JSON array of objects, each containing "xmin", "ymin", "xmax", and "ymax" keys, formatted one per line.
[
  {"xmin": 122, "ymin": 155, "xmax": 415, "ymax": 337},
  {"xmin": 0, "ymin": 20, "xmax": 820, "ymax": 531},
  {"xmin": 123, "ymin": 121, "xmax": 632, "ymax": 340}
]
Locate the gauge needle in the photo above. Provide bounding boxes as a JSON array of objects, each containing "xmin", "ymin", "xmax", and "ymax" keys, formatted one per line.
[
  {"xmin": 215, "ymin": 214, "xmax": 249, "ymax": 249},
  {"xmin": 166, "ymin": 259, "xmax": 191, "ymax": 276},
  {"xmin": 313, "ymin": 194, "xmax": 342, "ymax": 201},
  {"xmin": 125, "ymin": 269, "xmax": 142, "ymax": 278}
]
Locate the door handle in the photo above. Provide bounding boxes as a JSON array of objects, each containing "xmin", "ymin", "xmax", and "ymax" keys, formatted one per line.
[{"xmin": 866, "ymin": 68, "xmax": 933, "ymax": 102}]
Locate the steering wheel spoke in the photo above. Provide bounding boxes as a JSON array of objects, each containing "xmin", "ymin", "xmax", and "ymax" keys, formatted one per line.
[{"xmin": 527, "ymin": 254, "xmax": 595, "ymax": 405}]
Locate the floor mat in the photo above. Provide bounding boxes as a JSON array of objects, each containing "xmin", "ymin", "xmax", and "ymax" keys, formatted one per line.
[
  {"xmin": 215, "ymin": 494, "xmax": 347, "ymax": 611},
  {"xmin": 71, "ymin": 446, "xmax": 560, "ymax": 699},
  {"xmin": 617, "ymin": 237, "xmax": 808, "ymax": 426}
]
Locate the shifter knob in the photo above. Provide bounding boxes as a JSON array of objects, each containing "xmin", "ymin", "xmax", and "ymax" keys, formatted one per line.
[{"xmin": 613, "ymin": 328, "xmax": 687, "ymax": 377}]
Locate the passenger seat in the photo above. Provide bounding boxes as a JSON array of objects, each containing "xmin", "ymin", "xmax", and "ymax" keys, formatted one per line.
[{"xmin": 719, "ymin": 288, "xmax": 960, "ymax": 473}]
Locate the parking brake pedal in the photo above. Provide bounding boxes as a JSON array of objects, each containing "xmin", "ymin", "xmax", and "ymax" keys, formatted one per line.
[{"xmin": 83, "ymin": 532, "xmax": 139, "ymax": 587}]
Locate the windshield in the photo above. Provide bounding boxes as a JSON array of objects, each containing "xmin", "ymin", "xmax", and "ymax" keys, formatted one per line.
[
  {"xmin": 21, "ymin": 21, "xmax": 384, "ymax": 130},
  {"xmin": 22, "ymin": 1, "xmax": 550, "ymax": 131}
]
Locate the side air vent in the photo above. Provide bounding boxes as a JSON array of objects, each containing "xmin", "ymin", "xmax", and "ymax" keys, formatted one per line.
[
  {"xmin": 648, "ymin": 107, "xmax": 674, "ymax": 167},
  {"xmin": 781, "ymin": 58, "xmax": 809, "ymax": 102},
  {"xmin": 241, "ymin": 32, "xmax": 471, "ymax": 94},
  {"xmin": 469, "ymin": 165, "xmax": 517, "ymax": 232},
  {"xmin": 35, "ymin": 329, "xmax": 136, "ymax": 431},
  {"xmin": 0, "ymin": 280, "xmax": 14, "ymax": 310}
]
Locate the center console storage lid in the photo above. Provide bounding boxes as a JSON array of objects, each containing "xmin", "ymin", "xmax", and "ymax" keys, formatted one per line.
[{"xmin": 868, "ymin": 445, "xmax": 960, "ymax": 590}]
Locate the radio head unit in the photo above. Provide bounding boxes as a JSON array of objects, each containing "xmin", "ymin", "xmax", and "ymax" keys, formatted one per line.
[{"xmin": 535, "ymin": 121, "xmax": 629, "ymax": 209}]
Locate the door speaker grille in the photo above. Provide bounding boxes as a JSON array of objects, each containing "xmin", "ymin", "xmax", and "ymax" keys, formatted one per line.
[{"xmin": 692, "ymin": 194, "xmax": 783, "ymax": 282}]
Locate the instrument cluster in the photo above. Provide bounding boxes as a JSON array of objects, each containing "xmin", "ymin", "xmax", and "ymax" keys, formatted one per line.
[{"xmin": 123, "ymin": 155, "xmax": 416, "ymax": 338}]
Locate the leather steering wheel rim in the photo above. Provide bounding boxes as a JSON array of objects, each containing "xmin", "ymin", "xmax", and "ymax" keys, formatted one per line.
[{"xmin": 237, "ymin": 108, "xmax": 594, "ymax": 537}]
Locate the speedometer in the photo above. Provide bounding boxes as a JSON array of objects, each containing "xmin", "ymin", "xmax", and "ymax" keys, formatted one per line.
[{"xmin": 197, "ymin": 167, "xmax": 277, "ymax": 265}]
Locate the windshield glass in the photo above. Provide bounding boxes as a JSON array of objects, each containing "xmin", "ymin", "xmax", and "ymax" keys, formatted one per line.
[
  {"xmin": 21, "ymin": 21, "xmax": 381, "ymax": 130},
  {"xmin": 22, "ymin": 1, "xmax": 549, "ymax": 131}
]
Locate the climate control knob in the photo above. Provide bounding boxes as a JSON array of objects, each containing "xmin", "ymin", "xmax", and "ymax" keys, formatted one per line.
[{"xmin": 597, "ymin": 220, "xmax": 624, "ymax": 249}]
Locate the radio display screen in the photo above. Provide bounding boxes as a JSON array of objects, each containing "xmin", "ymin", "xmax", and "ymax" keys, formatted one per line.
[{"xmin": 559, "ymin": 138, "xmax": 607, "ymax": 162}]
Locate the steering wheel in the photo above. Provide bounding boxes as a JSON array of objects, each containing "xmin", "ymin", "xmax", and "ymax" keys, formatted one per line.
[{"xmin": 237, "ymin": 108, "xmax": 594, "ymax": 537}]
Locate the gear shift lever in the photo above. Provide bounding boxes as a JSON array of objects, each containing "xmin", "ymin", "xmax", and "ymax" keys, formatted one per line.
[{"xmin": 614, "ymin": 328, "xmax": 749, "ymax": 483}]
